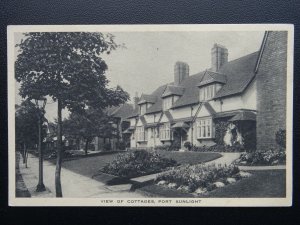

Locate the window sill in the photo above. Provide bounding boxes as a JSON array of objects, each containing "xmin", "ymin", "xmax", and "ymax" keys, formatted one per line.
[
  {"xmin": 197, "ymin": 137, "xmax": 214, "ymax": 140},
  {"xmin": 137, "ymin": 140, "xmax": 148, "ymax": 142}
]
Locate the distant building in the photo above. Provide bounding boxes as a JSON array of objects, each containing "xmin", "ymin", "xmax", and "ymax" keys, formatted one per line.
[
  {"xmin": 126, "ymin": 31, "xmax": 288, "ymax": 151},
  {"xmin": 93, "ymin": 103, "xmax": 135, "ymax": 151}
]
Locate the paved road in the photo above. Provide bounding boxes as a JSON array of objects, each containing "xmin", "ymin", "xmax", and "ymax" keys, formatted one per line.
[{"xmin": 20, "ymin": 153, "xmax": 144, "ymax": 198}]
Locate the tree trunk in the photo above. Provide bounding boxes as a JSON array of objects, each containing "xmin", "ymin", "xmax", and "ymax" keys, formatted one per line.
[
  {"xmin": 25, "ymin": 148, "xmax": 29, "ymax": 168},
  {"xmin": 23, "ymin": 143, "xmax": 26, "ymax": 164},
  {"xmin": 84, "ymin": 139, "xmax": 89, "ymax": 156},
  {"xmin": 55, "ymin": 99, "xmax": 63, "ymax": 197}
]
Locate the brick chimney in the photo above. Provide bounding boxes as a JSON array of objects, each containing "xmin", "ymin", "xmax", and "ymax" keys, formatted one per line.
[
  {"xmin": 133, "ymin": 92, "xmax": 139, "ymax": 110},
  {"xmin": 174, "ymin": 61, "xmax": 189, "ymax": 86},
  {"xmin": 211, "ymin": 44, "xmax": 228, "ymax": 72}
]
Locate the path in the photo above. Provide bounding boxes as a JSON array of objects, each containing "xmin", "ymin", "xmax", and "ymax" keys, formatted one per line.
[
  {"xmin": 205, "ymin": 152, "xmax": 241, "ymax": 166},
  {"xmin": 19, "ymin": 153, "xmax": 144, "ymax": 198}
]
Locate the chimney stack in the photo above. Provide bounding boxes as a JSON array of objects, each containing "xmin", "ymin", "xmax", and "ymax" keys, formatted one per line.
[
  {"xmin": 174, "ymin": 61, "xmax": 189, "ymax": 86},
  {"xmin": 133, "ymin": 92, "xmax": 139, "ymax": 110},
  {"xmin": 211, "ymin": 44, "xmax": 228, "ymax": 72}
]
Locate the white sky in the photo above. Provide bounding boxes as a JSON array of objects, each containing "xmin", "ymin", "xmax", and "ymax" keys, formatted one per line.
[{"xmin": 14, "ymin": 31, "xmax": 264, "ymax": 122}]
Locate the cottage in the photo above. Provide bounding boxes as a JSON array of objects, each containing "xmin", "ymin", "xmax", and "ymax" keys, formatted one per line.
[
  {"xmin": 127, "ymin": 31, "xmax": 287, "ymax": 151},
  {"xmin": 93, "ymin": 103, "xmax": 135, "ymax": 151}
]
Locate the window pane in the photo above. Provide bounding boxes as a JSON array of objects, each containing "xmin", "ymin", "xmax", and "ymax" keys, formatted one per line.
[{"xmin": 207, "ymin": 124, "xmax": 210, "ymax": 137}]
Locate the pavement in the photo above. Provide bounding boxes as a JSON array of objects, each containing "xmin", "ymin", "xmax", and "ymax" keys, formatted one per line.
[
  {"xmin": 238, "ymin": 165, "xmax": 286, "ymax": 170},
  {"xmin": 205, "ymin": 152, "xmax": 241, "ymax": 166},
  {"xmin": 19, "ymin": 153, "xmax": 144, "ymax": 198},
  {"xmin": 16, "ymin": 152, "xmax": 261, "ymax": 198}
]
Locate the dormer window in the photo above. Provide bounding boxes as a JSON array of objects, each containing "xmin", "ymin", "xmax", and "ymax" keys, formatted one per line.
[
  {"xmin": 140, "ymin": 104, "xmax": 147, "ymax": 115},
  {"xmin": 137, "ymin": 94, "xmax": 156, "ymax": 115},
  {"xmin": 198, "ymin": 70, "xmax": 226, "ymax": 101},
  {"xmin": 162, "ymin": 85, "xmax": 184, "ymax": 111},
  {"xmin": 199, "ymin": 84, "xmax": 215, "ymax": 101}
]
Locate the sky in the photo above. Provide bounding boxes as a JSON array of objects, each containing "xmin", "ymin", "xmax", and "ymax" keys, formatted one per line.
[{"xmin": 14, "ymin": 31, "xmax": 264, "ymax": 122}]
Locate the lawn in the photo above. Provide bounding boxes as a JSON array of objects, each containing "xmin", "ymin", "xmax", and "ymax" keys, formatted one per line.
[
  {"xmin": 59, "ymin": 151, "xmax": 222, "ymax": 181},
  {"xmin": 138, "ymin": 169, "xmax": 286, "ymax": 198},
  {"xmin": 60, "ymin": 152, "xmax": 122, "ymax": 178},
  {"xmin": 200, "ymin": 169, "xmax": 286, "ymax": 198},
  {"xmin": 156, "ymin": 150, "xmax": 222, "ymax": 165}
]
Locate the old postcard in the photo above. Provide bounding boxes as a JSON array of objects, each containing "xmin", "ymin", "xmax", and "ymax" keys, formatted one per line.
[{"xmin": 8, "ymin": 24, "xmax": 293, "ymax": 206}]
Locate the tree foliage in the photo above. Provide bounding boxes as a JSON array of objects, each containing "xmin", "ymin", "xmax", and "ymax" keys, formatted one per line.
[
  {"xmin": 15, "ymin": 100, "xmax": 41, "ymax": 147},
  {"xmin": 63, "ymin": 108, "xmax": 117, "ymax": 154},
  {"xmin": 15, "ymin": 32, "xmax": 129, "ymax": 197},
  {"xmin": 15, "ymin": 32, "xmax": 129, "ymax": 112},
  {"xmin": 15, "ymin": 100, "xmax": 47, "ymax": 165}
]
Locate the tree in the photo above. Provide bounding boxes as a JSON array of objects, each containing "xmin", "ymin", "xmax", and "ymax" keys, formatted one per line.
[
  {"xmin": 63, "ymin": 108, "xmax": 117, "ymax": 155},
  {"xmin": 15, "ymin": 32, "xmax": 129, "ymax": 197},
  {"xmin": 15, "ymin": 100, "xmax": 46, "ymax": 167}
]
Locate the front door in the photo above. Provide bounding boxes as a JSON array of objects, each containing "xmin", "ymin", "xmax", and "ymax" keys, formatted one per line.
[{"xmin": 173, "ymin": 128, "xmax": 188, "ymax": 149}]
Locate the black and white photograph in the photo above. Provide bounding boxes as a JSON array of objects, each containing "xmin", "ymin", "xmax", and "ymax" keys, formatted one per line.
[{"xmin": 8, "ymin": 24, "xmax": 293, "ymax": 206}]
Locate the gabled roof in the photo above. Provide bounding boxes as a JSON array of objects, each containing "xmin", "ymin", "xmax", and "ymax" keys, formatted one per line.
[
  {"xmin": 132, "ymin": 50, "xmax": 259, "ymax": 116},
  {"xmin": 229, "ymin": 111, "xmax": 256, "ymax": 121},
  {"xmin": 198, "ymin": 70, "xmax": 227, "ymax": 87},
  {"xmin": 144, "ymin": 84, "xmax": 168, "ymax": 114},
  {"xmin": 171, "ymin": 71, "xmax": 206, "ymax": 109},
  {"xmin": 214, "ymin": 109, "xmax": 256, "ymax": 119},
  {"xmin": 106, "ymin": 103, "xmax": 135, "ymax": 120},
  {"xmin": 162, "ymin": 85, "xmax": 185, "ymax": 98},
  {"xmin": 127, "ymin": 108, "xmax": 139, "ymax": 119},
  {"xmin": 214, "ymin": 52, "xmax": 259, "ymax": 99},
  {"xmin": 138, "ymin": 94, "xmax": 157, "ymax": 104}
]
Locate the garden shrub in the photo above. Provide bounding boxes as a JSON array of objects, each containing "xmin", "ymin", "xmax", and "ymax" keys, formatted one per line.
[
  {"xmin": 236, "ymin": 150, "xmax": 286, "ymax": 166},
  {"xmin": 154, "ymin": 145, "xmax": 171, "ymax": 151},
  {"xmin": 191, "ymin": 143, "xmax": 245, "ymax": 152},
  {"xmin": 214, "ymin": 120, "xmax": 230, "ymax": 145},
  {"xmin": 155, "ymin": 163, "xmax": 240, "ymax": 193},
  {"xmin": 116, "ymin": 141, "xmax": 126, "ymax": 150},
  {"xmin": 103, "ymin": 143, "xmax": 111, "ymax": 151},
  {"xmin": 183, "ymin": 141, "xmax": 192, "ymax": 150},
  {"xmin": 171, "ymin": 139, "xmax": 181, "ymax": 151},
  {"xmin": 101, "ymin": 150, "xmax": 177, "ymax": 178}
]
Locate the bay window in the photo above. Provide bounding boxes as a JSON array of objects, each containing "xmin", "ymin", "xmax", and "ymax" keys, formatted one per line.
[
  {"xmin": 136, "ymin": 126, "xmax": 147, "ymax": 142},
  {"xmin": 197, "ymin": 118, "xmax": 213, "ymax": 139},
  {"xmin": 159, "ymin": 123, "xmax": 172, "ymax": 140}
]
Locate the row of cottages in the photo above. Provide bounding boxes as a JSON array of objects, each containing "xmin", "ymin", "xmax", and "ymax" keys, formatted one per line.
[
  {"xmin": 93, "ymin": 103, "xmax": 134, "ymax": 151},
  {"xmin": 126, "ymin": 31, "xmax": 288, "ymax": 151}
]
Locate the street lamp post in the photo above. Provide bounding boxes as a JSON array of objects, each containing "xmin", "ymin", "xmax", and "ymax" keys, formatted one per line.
[{"xmin": 33, "ymin": 97, "xmax": 47, "ymax": 192}]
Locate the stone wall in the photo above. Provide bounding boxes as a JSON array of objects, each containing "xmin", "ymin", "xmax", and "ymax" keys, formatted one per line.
[{"xmin": 256, "ymin": 31, "xmax": 287, "ymax": 151}]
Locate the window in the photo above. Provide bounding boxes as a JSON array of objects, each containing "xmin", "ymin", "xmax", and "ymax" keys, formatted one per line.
[
  {"xmin": 136, "ymin": 126, "xmax": 147, "ymax": 141},
  {"xmin": 150, "ymin": 128, "xmax": 154, "ymax": 138},
  {"xmin": 197, "ymin": 118, "xmax": 213, "ymax": 139},
  {"xmin": 140, "ymin": 104, "xmax": 147, "ymax": 115},
  {"xmin": 163, "ymin": 97, "xmax": 173, "ymax": 111},
  {"xmin": 199, "ymin": 84, "xmax": 216, "ymax": 101},
  {"xmin": 159, "ymin": 123, "xmax": 172, "ymax": 140}
]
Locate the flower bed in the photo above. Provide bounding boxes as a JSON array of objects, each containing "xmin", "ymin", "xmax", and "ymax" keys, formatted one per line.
[
  {"xmin": 155, "ymin": 164, "xmax": 249, "ymax": 195},
  {"xmin": 101, "ymin": 150, "xmax": 177, "ymax": 178},
  {"xmin": 191, "ymin": 143, "xmax": 245, "ymax": 152},
  {"xmin": 235, "ymin": 150, "xmax": 286, "ymax": 166}
]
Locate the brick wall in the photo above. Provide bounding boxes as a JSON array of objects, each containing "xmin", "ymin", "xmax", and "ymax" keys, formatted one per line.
[{"xmin": 256, "ymin": 31, "xmax": 287, "ymax": 151}]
